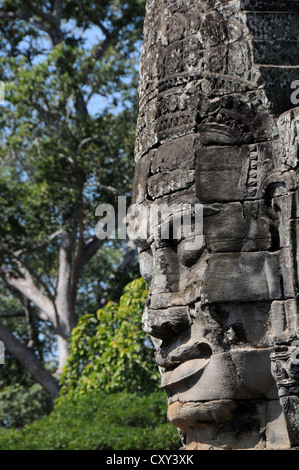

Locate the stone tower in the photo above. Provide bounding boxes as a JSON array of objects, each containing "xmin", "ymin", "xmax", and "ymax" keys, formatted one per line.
[{"xmin": 131, "ymin": 0, "xmax": 299, "ymax": 450}]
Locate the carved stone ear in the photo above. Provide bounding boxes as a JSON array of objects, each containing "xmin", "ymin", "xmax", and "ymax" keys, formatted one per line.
[{"xmin": 258, "ymin": 170, "xmax": 297, "ymax": 199}]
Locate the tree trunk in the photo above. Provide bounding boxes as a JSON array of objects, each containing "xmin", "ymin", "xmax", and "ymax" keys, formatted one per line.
[
  {"xmin": 56, "ymin": 335, "xmax": 71, "ymax": 377},
  {"xmin": 54, "ymin": 230, "xmax": 77, "ymax": 375},
  {"xmin": 0, "ymin": 320, "xmax": 59, "ymax": 402}
]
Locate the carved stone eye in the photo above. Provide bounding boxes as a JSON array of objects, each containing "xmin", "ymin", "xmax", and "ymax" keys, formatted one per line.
[{"xmin": 178, "ymin": 236, "xmax": 205, "ymax": 267}]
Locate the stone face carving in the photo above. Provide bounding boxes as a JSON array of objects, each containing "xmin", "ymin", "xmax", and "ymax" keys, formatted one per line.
[{"xmin": 131, "ymin": 0, "xmax": 299, "ymax": 450}]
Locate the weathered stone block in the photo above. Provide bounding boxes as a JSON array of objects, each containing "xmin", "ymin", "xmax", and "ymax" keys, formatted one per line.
[
  {"xmin": 203, "ymin": 202, "xmax": 246, "ymax": 252},
  {"xmin": 258, "ymin": 67, "xmax": 299, "ymax": 115},
  {"xmin": 245, "ymin": 12, "xmax": 299, "ymax": 66},
  {"xmin": 197, "ymin": 92, "xmax": 279, "ymax": 143},
  {"xmin": 135, "ymin": 98, "xmax": 159, "ymax": 160},
  {"xmin": 149, "ymin": 291, "xmax": 186, "ymax": 310},
  {"xmin": 253, "ymin": 40, "xmax": 299, "ymax": 66},
  {"xmin": 265, "ymin": 400, "xmax": 290, "ymax": 450},
  {"xmin": 246, "ymin": 13, "xmax": 299, "ymax": 44},
  {"xmin": 196, "ymin": 146, "xmax": 244, "ymax": 203},
  {"xmin": 285, "ymin": 298, "xmax": 299, "ymax": 335},
  {"xmin": 279, "ymin": 248, "xmax": 296, "ymax": 298},
  {"xmin": 241, "ymin": 0, "xmax": 299, "ymax": 11},
  {"xmin": 203, "ymin": 200, "xmax": 274, "ymax": 253},
  {"xmin": 209, "ymin": 302, "xmax": 272, "ymax": 347},
  {"xmin": 138, "ymin": 248, "xmax": 153, "ymax": 284},
  {"xmin": 277, "ymin": 108, "xmax": 299, "ymax": 170},
  {"xmin": 150, "ymin": 246, "xmax": 180, "ymax": 295},
  {"xmin": 202, "ymin": 252, "xmax": 283, "ymax": 302},
  {"xmin": 132, "ymin": 151, "xmax": 154, "ymax": 204},
  {"xmin": 147, "ymin": 169, "xmax": 195, "ymax": 199},
  {"xmin": 156, "ymin": 81, "xmax": 202, "ymax": 142},
  {"xmin": 229, "ymin": 348, "xmax": 274, "ymax": 396},
  {"xmin": 151, "ymin": 134, "xmax": 198, "ymax": 174},
  {"xmin": 242, "ymin": 201, "xmax": 272, "ymax": 252},
  {"xmin": 270, "ymin": 301, "xmax": 287, "ymax": 337},
  {"xmin": 164, "ymin": 352, "xmax": 265, "ymax": 403},
  {"xmin": 203, "ymin": 40, "xmax": 253, "ymax": 81}
]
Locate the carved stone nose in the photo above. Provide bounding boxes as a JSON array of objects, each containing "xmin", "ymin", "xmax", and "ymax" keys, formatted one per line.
[{"xmin": 142, "ymin": 304, "xmax": 191, "ymax": 340}]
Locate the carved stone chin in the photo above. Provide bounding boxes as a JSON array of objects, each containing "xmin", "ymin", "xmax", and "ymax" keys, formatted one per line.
[{"xmin": 132, "ymin": 0, "xmax": 299, "ymax": 450}]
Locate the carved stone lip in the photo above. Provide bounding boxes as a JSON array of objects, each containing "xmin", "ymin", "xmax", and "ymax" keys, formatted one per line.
[
  {"xmin": 160, "ymin": 358, "xmax": 209, "ymax": 389},
  {"xmin": 155, "ymin": 339, "xmax": 212, "ymax": 368}
]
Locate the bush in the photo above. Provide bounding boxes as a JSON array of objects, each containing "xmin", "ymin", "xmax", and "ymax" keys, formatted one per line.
[
  {"xmin": 0, "ymin": 383, "xmax": 52, "ymax": 429},
  {"xmin": 0, "ymin": 279, "xmax": 181, "ymax": 450},
  {"xmin": 0, "ymin": 390, "xmax": 181, "ymax": 450},
  {"xmin": 60, "ymin": 278, "xmax": 160, "ymax": 396}
]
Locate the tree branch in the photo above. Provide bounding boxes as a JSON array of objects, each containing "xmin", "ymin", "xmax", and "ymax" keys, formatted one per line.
[
  {"xmin": 80, "ymin": 236, "xmax": 106, "ymax": 269},
  {"xmin": 1, "ymin": 242, "xmax": 57, "ymax": 307},
  {"xmin": 53, "ymin": 0, "xmax": 63, "ymax": 22},
  {"xmin": 0, "ymin": 311, "xmax": 25, "ymax": 318},
  {"xmin": 0, "ymin": 11, "xmax": 19, "ymax": 19},
  {"xmin": 94, "ymin": 19, "xmax": 110, "ymax": 38},
  {"xmin": 93, "ymin": 36, "xmax": 113, "ymax": 61},
  {"xmin": 76, "ymin": 134, "xmax": 102, "ymax": 156},
  {"xmin": 0, "ymin": 320, "xmax": 59, "ymax": 401},
  {"xmin": 0, "ymin": 1, "xmax": 64, "ymax": 46},
  {"xmin": 21, "ymin": 0, "xmax": 54, "ymax": 24},
  {"xmin": 1, "ymin": 268, "xmax": 55, "ymax": 323},
  {"xmin": 15, "ymin": 228, "xmax": 64, "ymax": 258}
]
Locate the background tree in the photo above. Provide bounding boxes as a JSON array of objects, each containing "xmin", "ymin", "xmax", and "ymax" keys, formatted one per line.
[
  {"xmin": 0, "ymin": 279, "xmax": 180, "ymax": 450},
  {"xmin": 0, "ymin": 0, "xmax": 145, "ymax": 401}
]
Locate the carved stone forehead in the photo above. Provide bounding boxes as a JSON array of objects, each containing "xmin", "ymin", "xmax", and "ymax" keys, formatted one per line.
[
  {"xmin": 133, "ymin": 0, "xmax": 299, "ymax": 210},
  {"xmin": 135, "ymin": 0, "xmax": 299, "ymax": 165}
]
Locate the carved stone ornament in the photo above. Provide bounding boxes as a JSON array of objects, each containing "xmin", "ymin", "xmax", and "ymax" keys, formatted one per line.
[
  {"xmin": 131, "ymin": 0, "xmax": 299, "ymax": 450},
  {"xmin": 270, "ymin": 338, "xmax": 299, "ymax": 446}
]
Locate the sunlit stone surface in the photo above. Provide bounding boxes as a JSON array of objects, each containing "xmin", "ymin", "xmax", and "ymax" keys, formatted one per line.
[{"xmin": 131, "ymin": 0, "xmax": 299, "ymax": 450}]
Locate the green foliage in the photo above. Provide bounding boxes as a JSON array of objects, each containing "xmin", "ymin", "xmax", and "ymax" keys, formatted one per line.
[
  {"xmin": 0, "ymin": 390, "xmax": 180, "ymax": 450},
  {"xmin": 0, "ymin": 0, "xmax": 146, "ymax": 404},
  {"xmin": 0, "ymin": 278, "xmax": 180, "ymax": 451},
  {"xmin": 0, "ymin": 0, "xmax": 155, "ymax": 440},
  {"xmin": 0, "ymin": 383, "xmax": 52, "ymax": 429},
  {"xmin": 60, "ymin": 278, "xmax": 160, "ymax": 395}
]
